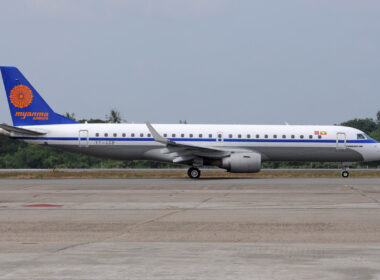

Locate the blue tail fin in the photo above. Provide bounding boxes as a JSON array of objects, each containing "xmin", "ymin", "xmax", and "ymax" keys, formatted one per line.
[{"xmin": 0, "ymin": 66, "xmax": 78, "ymax": 126}]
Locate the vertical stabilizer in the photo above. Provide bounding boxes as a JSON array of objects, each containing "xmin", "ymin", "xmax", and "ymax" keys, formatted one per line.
[{"xmin": 0, "ymin": 66, "xmax": 77, "ymax": 126}]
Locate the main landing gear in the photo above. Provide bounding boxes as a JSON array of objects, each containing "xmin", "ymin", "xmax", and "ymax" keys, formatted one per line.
[
  {"xmin": 341, "ymin": 170, "xmax": 349, "ymax": 178},
  {"xmin": 187, "ymin": 167, "xmax": 201, "ymax": 179}
]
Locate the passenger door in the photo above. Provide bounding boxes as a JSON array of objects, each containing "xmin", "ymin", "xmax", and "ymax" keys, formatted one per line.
[
  {"xmin": 336, "ymin": 132, "xmax": 346, "ymax": 150},
  {"xmin": 79, "ymin": 130, "xmax": 89, "ymax": 147}
]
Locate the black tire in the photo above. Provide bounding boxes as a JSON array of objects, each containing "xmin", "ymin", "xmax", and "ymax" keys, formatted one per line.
[
  {"xmin": 188, "ymin": 167, "xmax": 201, "ymax": 179},
  {"xmin": 342, "ymin": 170, "xmax": 349, "ymax": 178}
]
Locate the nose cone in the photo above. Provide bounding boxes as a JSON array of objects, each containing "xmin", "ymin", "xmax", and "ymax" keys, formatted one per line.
[
  {"xmin": 361, "ymin": 143, "xmax": 380, "ymax": 162},
  {"xmin": 374, "ymin": 143, "xmax": 380, "ymax": 161}
]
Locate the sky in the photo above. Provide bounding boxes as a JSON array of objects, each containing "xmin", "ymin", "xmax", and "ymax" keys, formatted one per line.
[{"xmin": 0, "ymin": 0, "xmax": 379, "ymax": 125}]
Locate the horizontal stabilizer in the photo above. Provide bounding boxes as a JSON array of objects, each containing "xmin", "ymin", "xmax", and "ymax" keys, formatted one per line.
[{"xmin": 0, "ymin": 123, "xmax": 46, "ymax": 136}]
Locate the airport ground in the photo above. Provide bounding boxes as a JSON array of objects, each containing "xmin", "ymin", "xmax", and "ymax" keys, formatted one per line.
[
  {"xmin": 1, "ymin": 168, "xmax": 380, "ymax": 179},
  {"xmin": 1, "ymin": 177, "xmax": 380, "ymax": 279}
]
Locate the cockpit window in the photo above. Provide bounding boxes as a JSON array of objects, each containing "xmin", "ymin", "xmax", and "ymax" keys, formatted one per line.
[
  {"xmin": 357, "ymin": 134, "xmax": 366, "ymax": 140},
  {"xmin": 364, "ymin": 133, "xmax": 373, "ymax": 139}
]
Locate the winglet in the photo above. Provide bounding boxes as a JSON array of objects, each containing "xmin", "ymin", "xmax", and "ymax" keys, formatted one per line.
[
  {"xmin": 145, "ymin": 122, "xmax": 172, "ymax": 144},
  {"xmin": 145, "ymin": 122, "xmax": 174, "ymax": 145}
]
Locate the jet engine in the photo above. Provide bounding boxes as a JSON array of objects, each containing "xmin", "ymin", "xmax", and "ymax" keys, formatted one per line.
[{"xmin": 220, "ymin": 152, "xmax": 261, "ymax": 173}]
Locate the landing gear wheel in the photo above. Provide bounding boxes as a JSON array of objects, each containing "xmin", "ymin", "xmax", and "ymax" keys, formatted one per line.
[
  {"xmin": 188, "ymin": 167, "xmax": 201, "ymax": 179},
  {"xmin": 342, "ymin": 170, "xmax": 349, "ymax": 178}
]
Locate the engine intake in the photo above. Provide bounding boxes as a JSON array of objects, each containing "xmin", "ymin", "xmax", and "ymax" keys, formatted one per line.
[{"xmin": 221, "ymin": 152, "xmax": 261, "ymax": 173}]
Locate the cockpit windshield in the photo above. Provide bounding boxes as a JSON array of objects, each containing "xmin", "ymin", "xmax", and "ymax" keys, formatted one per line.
[
  {"xmin": 357, "ymin": 133, "xmax": 374, "ymax": 140},
  {"xmin": 364, "ymin": 133, "xmax": 374, "ymax": 140}
]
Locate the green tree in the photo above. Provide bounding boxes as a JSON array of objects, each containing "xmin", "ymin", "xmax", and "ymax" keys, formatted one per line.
[
  {"xmin": 340, "ymin": 118, "xmax": 377, "ymax": 135},
  {"xmin": 106, "ymin": 109, "xmax": 122, "ymax": 123},
  {"xmin": 65, "ymin": 112, "xmax": 76, "ymax": 121}
]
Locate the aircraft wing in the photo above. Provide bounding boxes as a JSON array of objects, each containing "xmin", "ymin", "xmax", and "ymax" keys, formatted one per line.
[
  {"xmin": 0, "ymin": 123, "xmax": 46, "ymax": 136},
  {"xmin": 146, "ymin": 122, "xmax": 230, "ymax": 163}
]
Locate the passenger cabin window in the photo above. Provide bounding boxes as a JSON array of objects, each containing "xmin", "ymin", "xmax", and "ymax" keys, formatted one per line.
[
  {"xmin": 113, "ymin": 133, "xmax": 117, "ymax": 137},
  {"xmin": 131, "ymin": 133, "xmax": 135, "ymax": 137},
  {"xmin": 247, "ymin": 134, "xmax": 251, "ymax": 138},
  {"xmin": 209, "ymin": 134, "xmax": 212, "ymax": 138},
  {"xmin": 163, "ymin": 133, "xmax": 167, "ymax": 137},
  {"xmin": 199, "ymin": 134, "xmax": 202, "ymax": 138},
  {"xmin": 318, "ymin": 135, "xmax": 322, "ymax": 139},
  {"xmin": 256, "ymin": 134, "xmax": 260, "ymax": 138},
  {"xmin": 265, "ymin": 134, "xmax": 268, "ymax": 139},
  {"xmin": 96, "ymin": 133, "xmax": 99, "ymax": 137},
  {"xmin": 282, "ymin": 135, "xmax": 286, "ymax": 139},
  {"xmin": 122, "ymin": 133, "xmax": 126, "ymax": 137},
  {"xmin": 147, "ymin": 133, "xmax": 151, "ymax": 137},
  {"xmin": 291, "ymin": 135, "xmax": 295, "ymax": 139},
  {"xmin": 172, "ymin": 133, "xmax": 176, "ymax": 137},
  {"xmin": 273, "ymin": 135, "xmax": 277, "ymax": 139},
  {"xmin": 104, "ymin": 133, "xmax": 108, "ymax": 137},
  {"xmin": 189, "ymin": 134, "xmax": 193, "ymax": 138},
  {"xmin": 300, "ymin": 135, "xmax": 304, "ymax": 139},
  {"xmin": 238, "ymin": 134, "xmax": 242, "ymax": 138},
  {"xmin": 229, "ymin": 134, "xmax": 233, "ymax": 138},
  {"xmin": 357, "ymin": 134, "xmax": 366, "ymax": 140},
  {"xmin": 140, "ymin": 133, "xmax": 144, "ymax": 137},
  {"xmin": 181, "ymin": 133, "xmax": 185, "ymax": 138},
  {"xmin": 309, "ymin": 135, "xmax": 313, "ymax": 139}
]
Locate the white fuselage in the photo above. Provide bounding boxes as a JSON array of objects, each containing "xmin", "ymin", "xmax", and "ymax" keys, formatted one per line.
[{"xmin": 11, "ymin": 123, "xmax": 380, "ymax": 165}]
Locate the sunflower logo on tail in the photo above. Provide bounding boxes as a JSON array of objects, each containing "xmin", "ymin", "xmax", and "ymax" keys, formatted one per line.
[{"xmin": 10, "ymin": 85, "xmax": 33, "ymax": 108}]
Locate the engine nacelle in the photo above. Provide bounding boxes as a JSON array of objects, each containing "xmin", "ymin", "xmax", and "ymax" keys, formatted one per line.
[{"xmin": 221, "ymin": 152, "xmax": 261, "ymax": 173}]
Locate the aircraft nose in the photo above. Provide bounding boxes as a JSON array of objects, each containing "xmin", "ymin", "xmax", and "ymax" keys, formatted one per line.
[{"xmin": 376, "ymin": 143, "xmax": 380, "ymax": 158}]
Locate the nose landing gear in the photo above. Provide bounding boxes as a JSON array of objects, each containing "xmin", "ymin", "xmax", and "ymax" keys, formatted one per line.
[
  {"xmin": 187, "ymin": 167, "xmax": 201, "ymax": 179},
  {"xmin": 341, "ymin": 162, "xmax": 352, "ymax": 178}
]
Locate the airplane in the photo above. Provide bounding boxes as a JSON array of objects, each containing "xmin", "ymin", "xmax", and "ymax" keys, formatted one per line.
[{"xmin": 0, "ymin": 66, "xmax": 379, "ymax": 179}]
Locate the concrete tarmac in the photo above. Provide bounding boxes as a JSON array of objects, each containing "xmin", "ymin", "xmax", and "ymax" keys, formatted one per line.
[{"xmin": 0, "ymin": 178, "xmax": 380, "ymax": 279}]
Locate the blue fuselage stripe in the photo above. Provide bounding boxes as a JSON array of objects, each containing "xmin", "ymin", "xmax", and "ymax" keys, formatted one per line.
[{"xmin": 11, "ymin": 136, "xmax": 378, "ymax": 144}]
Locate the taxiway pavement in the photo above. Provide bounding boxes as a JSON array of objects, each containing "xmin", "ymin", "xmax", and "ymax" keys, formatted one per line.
[{"xmin": 1, "ymin": 178, "xmax": 380, "ymax": 279}]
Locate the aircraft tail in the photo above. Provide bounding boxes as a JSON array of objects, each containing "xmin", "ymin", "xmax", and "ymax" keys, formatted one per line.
[{"xmin": 0, "ymin": 66, "xmax": 77, "ymax": 126}]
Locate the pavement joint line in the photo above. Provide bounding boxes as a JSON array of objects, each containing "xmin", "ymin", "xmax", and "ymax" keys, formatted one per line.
[
  {"xmin": 345, "ymin": 184, "xmax": 380, "ymax": 204},
  {"xmin": 100, "ymin": 195, "xmax": 215, "ymax": 243},
  {"xmin": 0, "ymin": 246, "xmax": 64, "ymax": 279},
  {"xmin": 0, "ymin": 240, "xmax": 93, "ymax": 279},
  {"xmin": 54, "ymin": 242, "xmax": 92, "ymax": 253},
  {"xmin": 40, "ymin": 209, "xmax": 186, "ymax": 255}
]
